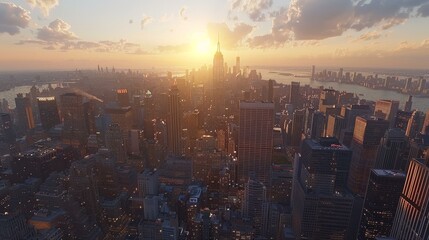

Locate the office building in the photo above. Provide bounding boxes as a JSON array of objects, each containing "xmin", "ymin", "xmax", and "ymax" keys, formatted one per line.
[
  {"xmin": 374, "ymin": 100, "xmax": 399, "ymax": 127},
  {"xmin": 242, "ymin": 177, "xmax": 266, "ymax": 235},
  {"xmin": 0, "ymin": 113, "xmax": 15, "ymax": 144},
  {"xmin": 375, "ymin": 129, "xmax": 407, "ymax": 170},
  {"xmin": 138, "ymin": 169, "xmax": 159, "ymax": 198},
  {"xmin": 238, "ymin": 101, "xmax": 274, "ymax": 185},
  {"xmin": 105, "ymin": 123, "xmax": 127, "ymax": 164},
  {"xmin": 61, "ymin": 93, "xmax": 94, "ymax": 147},
  {"xmin": 290, "ymin": 108, "xmax": 305, "ymax": 146},
  {"xmin": 348, "ymin": 116, "xmax": 389, "ymax": 196},
  {"xmin": 292, "ymin": 138, "xmax": 359, "ymax": 239},
  {"xmin": 359, "ymin": 169, "xmax": 405, "ymax": 240},
  {"xmin": 310, "ymin": 111, "xmax": 325, "ymax": 139},
  {"xmin": 15, "ymin": 93, "xmax": 35, "ymax": 134},
  {"xmin": 390, "ymin": 158, "xmax": 429, "ymax": 240},
  {"xmin": 319, "ymin": 89, "xmax": 337, "ymax": 113},
  {"xmin": 268, "ymin": 79, "xmax": 274, "ymax": 102},
  {"xmin": 116, "ymin": 88, "xmax": 130, "ymax": 107},
  {"xmin": 37, "ymin": 97, "xmax": 60, "ymax": 130},
  {"xmin": 167, "ymin": 86, "xmax": 182, "ymax": 155},
  {"xmin": 289, "ymin": 82, "xmax": 300, "ymax": 108},
  {"xmin": 404, "ymin": 95, "xmax": 413, "ymax": 112}
]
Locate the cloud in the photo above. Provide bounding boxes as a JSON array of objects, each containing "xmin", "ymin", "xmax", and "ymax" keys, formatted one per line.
[
  {"xmin": 355, "ymin": 31, "xmax": 382, "ymax": 41},
  {"xmin": 418, "ymin": 3, "xmax": 429, "ymax": 17},
  {"xmin": 248, "ymin": 0, "xmax": 429, "ymax": 48},
  {"xmin": 129, "ymin": 19, "xmax": 133, "ymax": 24},
  {"xmin": 140, "ymin": 16, "xmax": 152, "ymax": 29},
  {"xmin": 19, "ymin": 19, "xmax": 143, "ymax": 54},
  {"xmin": 207, "ymin": 22, "xmax": 253, "ymax": 49},
  {"xmin": 0, "ymin": 3, "xmax": 31, "ymax": 35},
  {"xmin": 27, "ymin": 0, "xmax": 58, "ymax": 16},
  {"xmin": 180, "ymin": 7, "xmax": 188, "ymax": 21},
  {"xmin": 157, "ymin": 43, "xmax": 191, "ymax": 53},
  {"xmin": 37, "ymin": 19, "xmax": 78, "ymax": 43},
  {"xmin": 231, "ymin": 0, "xmax": 273, "ymax": 21}
]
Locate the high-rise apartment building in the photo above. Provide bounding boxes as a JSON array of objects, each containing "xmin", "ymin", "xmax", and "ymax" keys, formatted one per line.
[
  {"xmin": 390, "ymin": 158, "xmax": 429, "ymax": 240},
  {"xmin": 238, "ymin": 101, "xmax": 274, "ymax": 185},
  {"xmin": 348, "ymin": 116, "xmax": 389, "ymax": 196}
]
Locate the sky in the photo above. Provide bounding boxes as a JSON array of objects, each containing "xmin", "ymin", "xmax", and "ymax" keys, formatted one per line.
[{"xmin": 1, "ymin": 0, "xmax": 429, "ymax": 71}]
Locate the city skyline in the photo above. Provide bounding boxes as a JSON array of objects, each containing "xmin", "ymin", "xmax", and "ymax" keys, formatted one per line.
[{"xmin": 1, "ymin": 0, "xmax": 429, "ymax": 70}]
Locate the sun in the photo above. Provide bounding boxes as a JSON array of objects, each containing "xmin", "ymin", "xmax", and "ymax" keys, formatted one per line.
[
  {"xmin": 192, "ymin": 32, "xmax": 213, "ymax": 56},
  {"xmin": 195, "ymin": 38, "xmax": 211, "ymax": 55}
]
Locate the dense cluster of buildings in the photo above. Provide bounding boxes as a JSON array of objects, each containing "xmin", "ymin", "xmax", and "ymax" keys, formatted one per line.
[{"xmin": 0, "ymin": 43, "xmax": 429, "ymax": 240}]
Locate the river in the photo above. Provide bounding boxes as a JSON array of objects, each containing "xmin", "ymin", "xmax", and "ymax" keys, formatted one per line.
[{"xmin": 259, "ymin": 69, "xmax": 429, "ymax": 113}]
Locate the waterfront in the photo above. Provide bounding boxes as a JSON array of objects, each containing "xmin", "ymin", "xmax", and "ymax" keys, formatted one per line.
[{"xmin": 259, "ymin": 69, "xmax": 429, "ymax": 112}]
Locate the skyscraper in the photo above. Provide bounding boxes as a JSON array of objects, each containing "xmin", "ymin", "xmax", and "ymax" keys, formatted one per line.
[
  {"xmin": 290, "ymin": 108, "xmax": 305, "ymax": 146},
  {"xmin": 242, "ymin": 177, "xmax": 266, "ymax": 235},
  {"xmin": 238, "ymin": 101, "xmax": 274, "ymax": 185},
  {"xmin": 117, "ymin": 88, "xmax": 130, "ymax": 107},
  {"xmin": 404, "ymin": 95, "xmax": 413, "ymax": 112},
  {"xmin": 375, "ymin": 129, "xmax": 407, "ymax": 170},
  {"xmin": 310, "ymin": 110, "xmax": 325, "ymax": 139},
  {"xmin": 14, "ymin": 93, "xmax": 35, "ymax": 134},
  {"xmin": 167, "ymin": 85, "xmax": 182, "ymax": 155},
  {"xmin": 105, "ymin": 123, "xmax": 127, "ymax": 164},
  {"xmin": 359, "ymin": 169, "xmax": 405, "ymax": 240},
  {"xmin": 0, "ymin": 113, "xmax": 15, "ymax": 144},
  {"xmin": 347, "ymin": 116, "xmax": 389, "ymax": 196},
  {"xmin": 374, "ymin": 100, "xmax": 399, "ymax": 127},
  {"xmin": 311, "ymin": 65, "xmax": 315, "ymax": 80},
  {"xmin": 390, "ymin": 158, "xmax": 429, "ymax": 240},
  {"xmin": 319, "ymin": 89, "xmax": 337, "ymax": 113},
  {"xmin": 37, "ymin": 96, "xmax": 60, "ymax": 130},
  {"xmin": 268, "ymin": 79, "xmax": 274, "ymax": 102},
  {"xmin": 289, "ymin": 82, "xmax": 300, "ymax": 108},
  {"xmin": 212, "ymin": 39, "xmax": 225, "ymax": 115},
  {"xmin": 212, "ymin": 38, "xmax": 224, "ymax": 92},
  {"xmin": 292, "ymin": 138, "xmax": 359, "ymax": 239},
  {"xmin": 60, "ymin": 93, "xmax": 89, "ymax": 147}
]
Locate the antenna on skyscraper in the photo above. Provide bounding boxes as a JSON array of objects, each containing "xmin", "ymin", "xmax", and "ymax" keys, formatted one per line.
[{"xmin": 217, "ymin": 33, "xmax": 220, "ymax": 52}]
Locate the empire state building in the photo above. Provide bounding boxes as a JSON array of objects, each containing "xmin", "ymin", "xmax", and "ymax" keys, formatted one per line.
[{"xmin": 212, "ymin": 38, "xmax": 225, "ymax": 115}]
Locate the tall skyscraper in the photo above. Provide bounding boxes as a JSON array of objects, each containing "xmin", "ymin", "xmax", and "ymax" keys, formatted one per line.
[
  {"xmin": 235, "ymin": 56, "xmax": 241, "ymax": 75},
  {"xmin": 310, "ymin": 111, "xmax": 325, "ymax": 139},
  {"xmin": 238, "ymin": 101, "xmax": 274, "ymax": 185},
  {"xmin": 167, "ymin": 86, "xmax": 182, "ymax": 155},
  {"xmin": 117, "ymin": 88, "xmax": 130, "ymax": 107},
  {"xmin": 60, "ymin": 93, "xmax": 90, "ymax": 147},
  {"xmin": 417, "ymin": 77, "xmax": 426, "ymax": 93},
  {"xmin": 404, "ymin": 95, "xmax": 413, "ymax": 112},
  {"xmin": 212, "ymin": 38, "xmax": 224, "ymax": 92},
  {"xmin": 319, "ymin": 89, "xmax": 337, "ymax": 113},
  {"xmin": 37, "ymin": 96, "xmax": 60, "ymax": 130},
  {"xmin": 422, "ymin": 109, "xmax": 429, "ymax": 135},
  {"xmin": 292, "ymin": 138, "xmax": 359, "ymax": 239},
  {"xmin": 289, "ymin": 82, "xmax": 300, "ymax": 108},
  {"xmin": 375, "ymin": 129, "xmax": 407, "ymax": 170},
  {"xmin": 290, "ymin": 108, "xmax": 305, "ymax": 146},
  {"xmin": 347, "ymin": 116, "xmax": 389, "ymax": 196},
  {"xmin": 0, "ymin": 113, "xmax": 15, "ymax": 144},
  {"xmin": 359, "ymin": 169, "xmax": 405, "ymax": 240},
  {"xmin": 242, "ymin": 177, "xmax": 266, "ymax": 235},
  {"xmin": 311, "ymin": 65, "xmax": 315, "ymax": 80},
  {"xmin": 268, "ymin": 79, "xmax": 274, "ymax": 102},
  {"xmin": 14, "ymin": 93, "xmax": 35, "ymax": 134},
  {"xmin": 105, "ymin": 123, "xmax": 127, "ymax": 164},
  {"xmin": 60, "ymin": 93, "xmax": 96, "ymax": 148},
  {"xmin": 374, "ymin": 99, "xmax": 399, "ymax": 127},
  {"xmin": 391, "ymin": 158, "xmax": 429, "ymax": 240},
  {"xmin": 212, "ymin": 39, "xmax": 225, "ymax": 115}
]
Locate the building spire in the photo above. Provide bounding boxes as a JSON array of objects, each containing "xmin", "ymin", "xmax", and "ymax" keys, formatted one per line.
[{"xmin": 217, "ymin": 33, "xmax": 220, "ymax": 52}]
